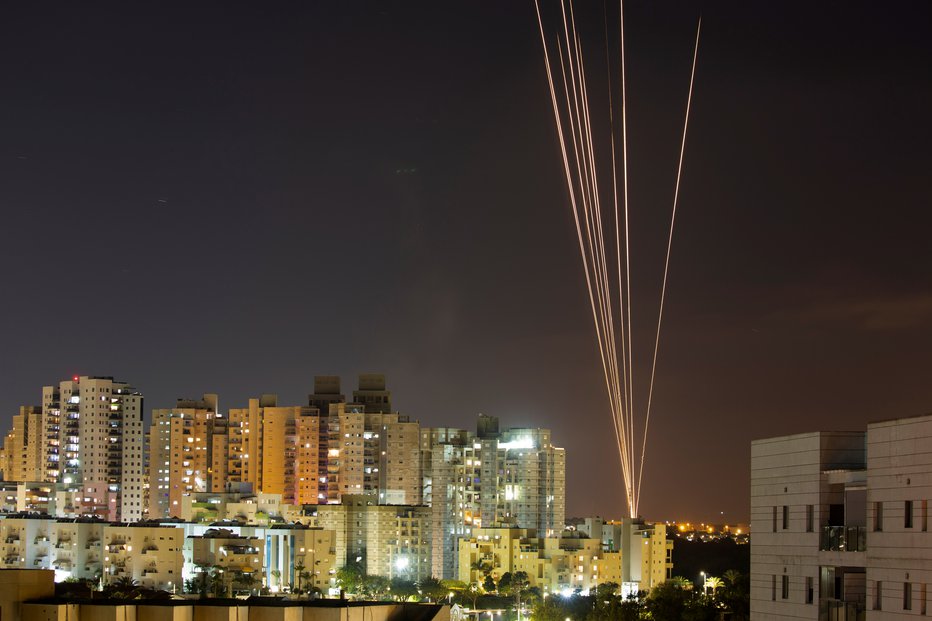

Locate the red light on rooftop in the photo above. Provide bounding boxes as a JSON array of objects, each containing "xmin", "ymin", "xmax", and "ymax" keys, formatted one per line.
[{"xmin": 73, "ymin": 376, "xmax": 79, "ymax": 382}]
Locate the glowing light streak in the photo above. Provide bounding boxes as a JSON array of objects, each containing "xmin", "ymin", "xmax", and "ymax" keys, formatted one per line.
[
  {"xmin": 534, "ymin": 0, "xmax": 701, "ymax": 518},
  {"xmin": 637, "ymin": 17, "xmax": 702, "ymax": 510}
]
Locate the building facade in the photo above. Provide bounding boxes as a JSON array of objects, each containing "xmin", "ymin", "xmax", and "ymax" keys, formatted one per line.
[{"xmin": 750, "ymin": 413, "xmax": 932, "ymax": 619}]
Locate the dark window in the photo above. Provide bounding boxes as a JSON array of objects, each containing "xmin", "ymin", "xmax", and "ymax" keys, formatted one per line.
[
  {"xmin": 905, "ymin": 500, "xmax": 914, "ymax": 529},
  {"xmin": 874, "ymin": 502, "xmax": 884, "ymax": 531},
  {"xmin": 782, "ymin": 505, "xmax": 789, "ymax": 530},
  {"xmin": 772, "ymin": 506, "xmax": 777, "ymax": 532},
  {"xmin": 905, "ymin": 582, "xmax": 912, "ymax": 610},
  {"xmin": 806, "ymin": 505, "xmax": 814, "ymax": 532},
  {"xmin": 806, "ymin": 577, "xmax": 814, "ymax": 604},
  {"xmin": 875, "ymin": 581, "xmax": 883, "ymax": 610},
  {"xmin": 771, "ymin": 575, "xmax": 776, "ymax": 601},
  {"xmin": 782, "ymin": 575, "xmax": 789, "ymax": 599}
]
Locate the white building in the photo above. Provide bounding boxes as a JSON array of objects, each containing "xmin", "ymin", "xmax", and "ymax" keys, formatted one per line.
[
  {"xmin": 751, "ymin": 413, "xmax": 932, "ymax": 619},
  {"xmin": 43, "ymin": 376, "xmax": 146, "ymax": 521}
]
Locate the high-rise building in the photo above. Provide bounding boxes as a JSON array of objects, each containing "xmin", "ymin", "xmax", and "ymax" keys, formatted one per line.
[
  {"xmin": 750, "ymin": 413, "xmax": 932, "ymax": 619},
  {"xmin": 352, "ymin": 374, "xmax": 392, "ymax": 413},
  {"xmin": 148, "ymin": 394, "xmax": 220, "ymax": 519},
  {"xmin": 0, "ymin": 407, "xmax": 43, "ymax": 482},
  {"xmin": 326, "ymin": 403, "xmax": 421, "ymax": 505},
  {"xmin": 34, "ymin": 376, "xmax": 146, "ymax": 521},
  {"xmin": 423, "ymin": 416, "xmax": 566, "ymax": 578},
  {"xmin": 225, "ymin": 395, "xmax": 323, "ymax": 505},
  {"xmin": 308, "ymin": 376, "xmax": 345, "ymax": 505}
]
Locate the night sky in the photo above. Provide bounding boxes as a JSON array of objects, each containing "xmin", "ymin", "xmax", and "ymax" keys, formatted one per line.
[{"xmin": 1, "ymin": 2, "xmax": 930, "ymax": 524}]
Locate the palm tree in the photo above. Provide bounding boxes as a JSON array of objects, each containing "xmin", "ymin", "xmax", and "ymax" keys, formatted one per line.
[
  {"xmin": 669, "ymin": 576, "xmax": 692, "ymax": 590},
  {"xmin": 470, "ymin": 560, "xmax": 493, "ymax": 582},
  {"xmin": 705, "ymin": 576, "xmax": 724, "ymax": 596},
  {"xmin": 270, "ymin": 569, "xmax": 281, "ymax": 589},
  {"xmin": 299, "ymin": 571, "xmax": 312, "ymax": 596},
  {"xmin": 722, "ymin": 569, "xmax": 742, "ymax": 587},
  {"xmin": 294, "ymin": 563, "xmax": 306, "ymax": 593}
]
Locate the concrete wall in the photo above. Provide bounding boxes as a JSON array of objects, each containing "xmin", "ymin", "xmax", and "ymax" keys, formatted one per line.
[
  {"xmin": 22, "ymin": 604, "xmax": 448, "ymax": 621},
  {"xmin": 0, "ymin": 569, "xmax": 56, "ymax": 621}
]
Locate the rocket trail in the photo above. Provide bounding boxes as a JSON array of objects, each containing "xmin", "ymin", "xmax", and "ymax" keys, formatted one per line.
[{"xmin": 534, "ymin": 0, "xmax": 702, "ymax": 518}]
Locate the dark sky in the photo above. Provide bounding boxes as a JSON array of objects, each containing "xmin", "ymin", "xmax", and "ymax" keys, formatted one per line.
[{"xmin": 1, "ymin": 1, "xmax": 930, "ymax": 524}]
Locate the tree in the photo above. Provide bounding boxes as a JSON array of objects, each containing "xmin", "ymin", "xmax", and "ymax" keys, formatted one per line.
[
  {"xmin": 718, "ymin": 570, "xmax": 749, "ymax": 621},
  {"xmin": 506, "ymin": 572, "xmax": 531, "ymax": 620},
  {"xmin": 390, "ymin": 577, "xmax": 419, "ymax": 601},
  {"xmin": 533, "ymin": 596, "xmax": 569, "ymax": 621},
  {"xmin": 417, "ymin": 576, "xmax": 447, "ymax": 602},
  {"xmin": 299, "ymin": 571, "xmax": 313, "ymax": 595},
  {"xmin": 463, "ymin": 582, "xmax": 482, "ymax": 610},
  {"xmin": 496, "ymin": 572, "xmax": 512, "ymax": 595},
  {"xmin": 294, "ymin": 563, "xmax": 307, "ymax": 593},
  {"xmin": 644, "ymin": 580, "xmax": 691, "ymax": 621},
  {"xmin": 704, "ymin": 576, "xmax": 724, "ymax": 596},
  {"xmin": 361, "ymin": 574, "xmax": 390, "ymax": 600},
  {"xmin": 471, "ymin": 560, "xmax": 493, "ymax": 577},
  {"xmin": 336, "ymin": 562, "xmax": 365, "ymax": 596},
  {"xmin": 270, "ymin": 569, "xmax": 282, "ymax": 590},
  {"xmin": 482, "ymin": 574, "xmax": 496, "ymax": 593}
]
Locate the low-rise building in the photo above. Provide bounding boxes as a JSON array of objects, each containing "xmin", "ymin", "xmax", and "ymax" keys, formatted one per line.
[
  {"xmin": 103, "ymin": 524, "xmax": 184, "ymax": 592},
  {"xmin": 458, "ymin": 520, "xmax": 670, "ymax": 597},
  {"xmin": 186, "ymin": 528, "xmax": 264, "ymax": 595}
]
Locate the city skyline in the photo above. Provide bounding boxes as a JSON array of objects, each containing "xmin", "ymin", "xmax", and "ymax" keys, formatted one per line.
[{"xmin": 1, "ymin": 1, "xmax": 931, "ymax": 525}]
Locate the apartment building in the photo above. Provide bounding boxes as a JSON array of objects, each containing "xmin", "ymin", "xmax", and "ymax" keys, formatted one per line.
[
  {"xmin": 577, "ymin": 517, "xmax": 673, "ymax": 595},
  {"xmin": 19, "ymin": 376, "xmax": 148, "ymax": 521},
  {"xmin": 308, "ymin": 495, "xmax": 432, "ymax": 582},
  {"xmin": 103, "ymin": 524, "xmax": 184, "ymax": 591},
  {"xmin": 457, "ymin": 521, "xmax": 669, "ymax": 596},
  {"xmin": 422, "ymin": 417, "xmax": 566, "ymax": 579},
  {"xmin": 750, "ymin": 413, "xmax": 932, "ymax": 619},
  {"xmin": 148, "ymin": 394, "xmax": 220, "ymax": 519}
]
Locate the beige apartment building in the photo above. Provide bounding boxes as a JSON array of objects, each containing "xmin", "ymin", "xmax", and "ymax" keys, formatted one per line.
[
  {"xmin": 457, "ymin": 521, "xmax": 669, "ymax": 596},
  {"xmin": 187, "ymin": 528, "xmax": 264, "ymax": 593},
  {"xmin": 0, "ymin": 407, "xmax": 44, "ymax": 482},
  {"xmin": 103, "ymin": 524, "xmax": 184, "ymax": 591},
  {"xmin": 307, "ymin": 495, "xmax": 432, "ymax": 582},
  {"xmin": 148, "ymin": 394, "xmax": 220, "ymax": 519}
]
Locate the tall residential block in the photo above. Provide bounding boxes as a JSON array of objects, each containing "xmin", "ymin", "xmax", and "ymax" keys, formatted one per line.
[
  {"xmin": 423, "ymin": 416, "xmax": 566, "ymax": 578},
  {"xmin": 14, "ymin": 376, "xmax": 146, "ymax": 521},
  {"xmin": 0, "ymin": 407, "xmax": 43, "ymax": 482},
  {"xmin": 148, "ymin": 394, "xmax": 220, "ymax": 519}
]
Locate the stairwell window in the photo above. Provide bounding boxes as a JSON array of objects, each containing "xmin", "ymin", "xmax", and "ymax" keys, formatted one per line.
[
  {"xmin": 782, "ymin": 575, "xmax": 789, "ymax": 600},
  {"xmin": 905, "ymin": 582, "xmax": 913, "ymax": 611},
  {"xmin": 875, "ymin": 581, "xmax": 883, "ymax": 610},
  {"xmin": 806, "ymin": 505, "xmax": 814, "ymax": 532},
  {"xmin": 806, "ymin": 577, "xmax": 814, "ymax": 604},
  {"xmin": 906, "ymin": 500, "xmax": 914, "ymax": 529},
  {"xmin": 782, "ymin": 505, "xmax": 789, "ymax": 530},
  {"xmin": 874, "ymin": 502, "xmax": 884, "ymax": 531}
]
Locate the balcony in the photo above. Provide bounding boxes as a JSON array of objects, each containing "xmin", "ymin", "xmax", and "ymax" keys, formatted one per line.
[
  {"xmin": 820, "ymin": 526, "xmax": 867, "ymax": 552},
  {"xmin": 820, "ymin": 598, "xmax": 866, "ymax": 621}
]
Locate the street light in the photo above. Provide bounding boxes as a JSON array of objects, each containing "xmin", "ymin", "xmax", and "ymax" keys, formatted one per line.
[{"xmin": 699, "ymin": 571, "xmax": 707, "ymax": 595}]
